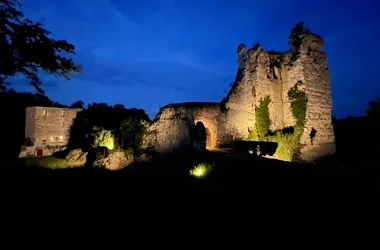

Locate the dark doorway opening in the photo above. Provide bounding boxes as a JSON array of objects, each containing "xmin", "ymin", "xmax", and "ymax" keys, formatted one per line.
[{"xmin": 36, "ymin": 148, "xmax": 43, "ymax": 157}]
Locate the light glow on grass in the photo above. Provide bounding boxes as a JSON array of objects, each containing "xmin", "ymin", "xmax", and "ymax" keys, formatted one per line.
[{"xmin": 189, "ymin": 162, "xmax": 214, "ymax": 178}]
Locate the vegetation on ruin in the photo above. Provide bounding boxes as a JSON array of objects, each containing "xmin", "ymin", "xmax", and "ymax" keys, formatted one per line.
[
  {"xmin": 249, "ymin": 96, "xmax": 271, "ymax": 141},
  {"xmin": 0, "ymin": 0, "xmax": 82, "ymax": 93},
  {"xmin": 249, "ymin": 84, "xmax": 308, "ymax": 161},
  {"xmin": 68, "ymin": 103, "xmax": 150, "ymax": 153},
  {"xmin": 91, "ymin": 128, "xmax": 115, "ymax": 150},
  {"xmin": 119, "ymin": 118, "xmax": 149, "ymax": 156},
  {"xmin": 288, "ymin": 83, "xmax": 308, "ymax": 128},
  {"xmin": 268, "ymin": 128, "xmax": 303, "ymax": 162}
]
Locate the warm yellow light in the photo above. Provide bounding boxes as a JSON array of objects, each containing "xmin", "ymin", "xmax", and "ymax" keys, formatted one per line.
[
  {"xmin": 194, "ymin": 168, "xmax": 204, "ymax": 177},
  {"xmin": 189, "ymin": 162, "xmax": 213, "ymax": 178}
]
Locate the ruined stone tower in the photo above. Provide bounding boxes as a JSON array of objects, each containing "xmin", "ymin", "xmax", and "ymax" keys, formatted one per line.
[
  {"xmin": 19, "ymin": 107, "xmax": 81, "ymax": 157},
  {"xmin": 144, "ymin": 23, "xmax": 336, "ymax": 162}
]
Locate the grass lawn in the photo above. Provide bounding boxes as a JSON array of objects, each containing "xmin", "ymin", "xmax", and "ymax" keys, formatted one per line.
[
  {"xmin": 1, "ymin": 155, "xmax": 83, "ymax": 169},
  {"xmin": 1, "ymin": 150, "xmax": 379, "ymax": 239}
]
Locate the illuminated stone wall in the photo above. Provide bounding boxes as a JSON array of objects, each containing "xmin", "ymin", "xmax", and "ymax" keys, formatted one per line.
[
  {"xmin": 144, "ymin": 103, "xmax": 220, "ymax": 152},
  {"xmin": 147, "ymin": 24, "xmax": 336, "ymax": 162},
  {"xmin": 19, "ymin": 107, "xmax": 81, "ymax": 157}
]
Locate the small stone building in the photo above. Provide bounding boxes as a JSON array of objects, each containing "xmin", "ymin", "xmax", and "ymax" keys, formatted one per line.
[
  {"xmin": 144, "ymin": 24, "xmax": 336, "ymax": 162},
  {"xmin": 19, "ymin": 106, "xmax": 81, "ymax": 157}
]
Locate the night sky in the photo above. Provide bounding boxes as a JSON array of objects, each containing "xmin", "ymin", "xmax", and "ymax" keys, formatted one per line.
[{"xmin": 10, "ymin": 0, "xmax": 380, "ymax": 119}]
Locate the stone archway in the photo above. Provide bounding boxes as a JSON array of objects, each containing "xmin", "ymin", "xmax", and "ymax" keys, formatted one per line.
[
  {"xmin": 193, "ymin": 119, "xmax": 216, "ymax": 149},
  {"xmin": 205, "ymin": 127, "xmax": 211, "ymax": 149}
]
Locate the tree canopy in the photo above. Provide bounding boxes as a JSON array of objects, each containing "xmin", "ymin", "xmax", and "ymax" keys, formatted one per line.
[
  {"xmin": 0, "ymin": 0, "xmax": 82, "ymax": 94},
  {"xmin": 70, "ymin": 100, "xmax": 84, "ymax": 109}
]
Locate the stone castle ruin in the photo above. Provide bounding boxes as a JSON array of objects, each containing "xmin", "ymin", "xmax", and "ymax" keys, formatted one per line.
[
  {"xmin": 19, "ymin": 107, "xmax": 81, "ymax": 157},
  {"xmin": 19, "ymin": 23, "xmax": 336, "ymax": 162},
  {"xmin": 145, "ymin": 23, "xmax": 336, "ymax": 162}
]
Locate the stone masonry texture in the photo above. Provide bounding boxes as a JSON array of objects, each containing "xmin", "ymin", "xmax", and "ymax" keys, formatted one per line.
[
  {"xmin": 19, "ymin": 107, "xmax": 81, "ymax": 157},
  {"xmin": 146, "ymin": 24, "xmax": 336, "ymax": 162},
  {"xmin": 20, "ymin": 24, "xmax": 336, "ymax": 162}
]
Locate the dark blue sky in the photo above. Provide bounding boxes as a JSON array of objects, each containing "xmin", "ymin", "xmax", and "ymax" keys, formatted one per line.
[{"xmin": 11, "ymin": 0, "xmax": 380, "ymax": 119}]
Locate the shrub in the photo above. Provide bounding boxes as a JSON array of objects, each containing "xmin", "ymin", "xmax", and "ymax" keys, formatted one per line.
[
  {"xmin": 248, "ymin": 128, "xmax": 259, "ymax": 141},
  {"xmin": 119, "ymin": 118, "xmax": 149, "ymax": 155},
  {"xmin": 189, "ymin": 162, "xmax": 214, "ymax": 178},
  {"xmin": 268, "ymin": 127, "xmax": 303, "ymax": 161},
  {"xmin": 91, "ymin": 128, "xmax": 115, "ymax": 150},
  {"xmin": 124, "ymin": 147, "xmax": 134, "ymax": 158}
]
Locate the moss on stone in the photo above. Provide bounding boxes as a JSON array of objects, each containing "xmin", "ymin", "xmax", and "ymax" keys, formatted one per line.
[
  {"xmin": 248, "ymin": 84, "xmax": 308, "ymax": 161},
  {"xmin": 255, "ymin": 96, "xmax": 271, "ymax": 139},
  {"xmin": 288, "ymin": 83, "xmax": 308, "ymax": 128}
]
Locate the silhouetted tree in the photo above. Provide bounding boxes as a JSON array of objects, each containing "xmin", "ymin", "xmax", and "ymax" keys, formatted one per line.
[
  {"xmin": 119, "ymin": 118, "xmax": 149, "ymax": 155},
  {"xmin": 366, "ymin": 97, "xmax": 380, "ymax": 144},
  {"xmin": 0, "ymin": 0, "xmax": 82, "ymax": 93},
  {"xmin": 70, "ymin": 100, "xmax": 84, "ymax": 109},
  {"xmin": 366, "ymin": 98, "xmax": 380, "ymax": 124},
  {"xmin": 68, "ymin": 103, "xmax": 150, "ymax": 153}
]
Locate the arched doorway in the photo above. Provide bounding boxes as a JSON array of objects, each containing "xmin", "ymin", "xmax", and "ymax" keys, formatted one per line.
[
  {"xmin": 205, "ymin": 127, "xmax": 211, "ymax": 149},
  {"xmin": 191, "ymin": 121, "xmax": 213, "ymax": 150}
]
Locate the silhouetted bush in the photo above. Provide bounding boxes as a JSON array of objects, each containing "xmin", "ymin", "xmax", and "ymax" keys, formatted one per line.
[{"xmin": 69, "ymin": 103, "xmax": 150, "ymax": 154}]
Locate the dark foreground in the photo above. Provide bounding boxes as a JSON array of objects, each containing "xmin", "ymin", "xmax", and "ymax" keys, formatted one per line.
[{"xmin": 1, "ymin": 151, "xmax": 379, "ymax": 240}]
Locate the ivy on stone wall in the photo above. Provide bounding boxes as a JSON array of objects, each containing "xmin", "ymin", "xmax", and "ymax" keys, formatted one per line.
[
  {"xmin": 249, "ymin": 96, "xmax": 271, "ymax": 141},
  {"xmin": 288, "ymin": 83, "xmax": 308, "ymax": 128},
  {"xmin": 248, "ymin": 83, "xmax": 308, "ymax": 162}
]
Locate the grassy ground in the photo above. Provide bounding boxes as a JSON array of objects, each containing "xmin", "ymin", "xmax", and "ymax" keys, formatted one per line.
[
  {"xmin": 2, "ymin": 155, "xmax": 83, "ymax": 169},
  {"xmin": 1, "ymin": 150, "xmax": 379, "ymax": 239}
]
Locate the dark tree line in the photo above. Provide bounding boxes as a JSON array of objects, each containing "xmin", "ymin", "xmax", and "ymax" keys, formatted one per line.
[
  {"xmin": 333, "ymin": 97, "xmax": 380, "ymax": 166},
  {"xmin": 68, "ymin": 103, "xmax": 150, "ymax": 155}
]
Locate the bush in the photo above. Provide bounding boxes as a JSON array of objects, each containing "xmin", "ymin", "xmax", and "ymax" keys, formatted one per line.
[
  {"xmin": 119, "ymin": 118, "xmax": 149, "ymax": 155},
  {"xmin": 248, "ymin": 127, "xmax": 259, "ymax": 141},
  {"xmin": 124, "ymin": 148, "xmax": 134, "ymax": 158},
  {"xmin": 268, "ymin": 127, "xmax": 303, "ymax": 161},
  {"xmin": 189, "ymin": 162, "xmax": 214, "ymax": 178},
  {"xmin": 91, "ymin": 128, "xmax": 115, "ymax": 150}
]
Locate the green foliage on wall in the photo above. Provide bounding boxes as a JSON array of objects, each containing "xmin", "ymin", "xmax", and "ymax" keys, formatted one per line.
[
  {"xmin": 248, "ymin": 84, "xmax": 308, "ymax": 161},
  {"xmin": 288, "ymin": 83, "xmax": 308, "ymax": 127},
  {"xmin": 255, "ymin": 96, "xmax": 272, "ymax": 139}
]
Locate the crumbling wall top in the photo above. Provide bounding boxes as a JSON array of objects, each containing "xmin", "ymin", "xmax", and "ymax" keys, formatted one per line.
[{"xmin": 288, "ymin": 22, "xmax": 325, "ymax": 52}]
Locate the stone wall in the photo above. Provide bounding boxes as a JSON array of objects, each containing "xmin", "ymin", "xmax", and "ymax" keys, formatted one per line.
[
  {"xmin": 292, "ymin": 33, "xmax": 336, "ymax": 161},
  {"xmin": 221, "ymin": 44, "xmax": 257, "ymax": 141},
  {"xmin": 19, "ymin": 107, "xmax": 81, "ymax": 157},
  {"xmin": 134, "ymin": 23, "xmax": 336, "ymax": 162},
  {"xmin": 144, "ymin": 103, "xmax": 221, "ymax": 152}
]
